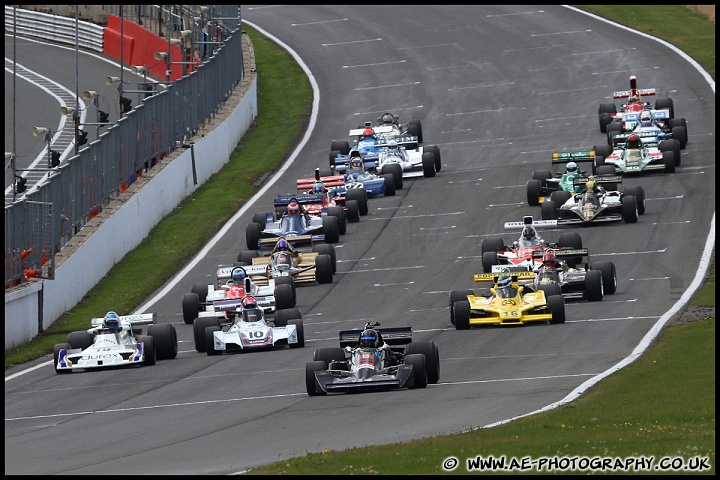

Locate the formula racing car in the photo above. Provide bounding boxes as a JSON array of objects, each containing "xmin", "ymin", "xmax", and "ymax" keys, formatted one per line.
[
  {"xmin": 594, "ymin": 131, "xmax": 680, "ymax": 175},
  {"xmin": 449, "ymin": 271, "xmax": 565, "ymax": 328},
  {"xmin": 53, "ymin": 312, "xmax": 178, "ymax": 373},
  {"xmin": 195, "ymin": 296, "xmax": 304, "ymax": 354},
  {"xmin": 305, "ymin": 322, "xmax": 440, "ymax": 395}
]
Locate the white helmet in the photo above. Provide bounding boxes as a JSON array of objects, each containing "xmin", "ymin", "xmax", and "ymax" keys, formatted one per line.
[
  {"xmin": 387, "ymin": 140, "xmax": 398, "ymax": 150},
  {"xmin": 566, "ymin": 162, "xmax": 578, "ymax": 173}
]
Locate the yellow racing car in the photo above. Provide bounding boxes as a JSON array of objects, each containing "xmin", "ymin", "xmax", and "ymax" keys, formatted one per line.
[{"xmin": 449, "ymin": 271, "xmax": 565, "ymax": 329}]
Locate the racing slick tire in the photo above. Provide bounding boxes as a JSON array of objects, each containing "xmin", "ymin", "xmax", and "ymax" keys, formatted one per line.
[
  {"xmin": 274, "ymin": 283, "xmax": 295, "ymax": 310},
  {"xmin": 426, "ymin": 145, "xmax": 442, "ymax": 172},
  {"xmin": 275, "ymin": 275, "xmax": 297, "ymax": 304},
  {"xmin": 252, "ymin": 212, "xmax": 267, "ymax": 230},
  {"xmin": 313, "ymin": 243, "xmax": 337, "ymax": 273},
  {"xmin": 408, "ymin": 120, "xmax": 423, "ymax": 144},
  {"xmin": 453, "ymin": 301, "xmax": 471, "ymax": 330},
  {"xmin": 246, "ymin": 222, "xmax": 262, "ymax": 250},
  {"xmin": 669, "ymin": 116, "xmax": 687, "ymax": 131},
  {"xmin": 329, "ymin": 150, "xmax": 341, "ymax": 168},
  {"xmin": 381, "ymin": 163, "xmax": 403, "ymax": 190},
  {"xmin": 193, "ymin": 317, "xmax": 220, "ymax": 353},
  {"xmin": 306, "ymin": 361, "xmax": 327, "ymax": 396},
  {"xmin": 205, "ymin": 326, "xmax": 222, "ymax": 356},
  {"xmin": 591, "ymin": 261, "xmax": 617, "ymax": 294},
  {"xmin": 482, "ymin": 251, "xmax": 500, "ymax": 274},
  {"xmin": 346, "ymin": 188, "xmax": 369, "ymax": 216},
  {"xmin": 182, "ymin": 293, "xmax": 200, "ymax": 324},
  {"xmin": 541, "ymin": 200, "xmax": 558, "ymax": 220},
  {"xmin": 481, "ymin": 236, "xmax": 505, "ymax": 255},
  {"xmin": 382, "ymin": 174, "xmax": 396, "ymax": 196},
  {"xmin": 191, "ymin": 283, "xmax": 209, "ymax": 302},
  {"xmin": 531, "ymin": 170, "xmax": 552, "ymax": 184},
  {"xmin": 147, "ymin": 323, "xmax": 179, "ymax": 360},
  {"xmin": 53, "ymin": 343, "xmax": 72, "ymax": 374},
  {"xmin": 237, "ymin": 250, "xmax": 260, "ymax": 265},
  {"xmin": 526, "ymin": 179, "xmax": 542, "ymax": 206},
  {"xmin": 289, "ymin": 319, "xmax": 305, "ymax": 348},
  {"xmin": 583, "ymin": 269, "xmax": 604, "ymax": 302},
  {"xmin": 606, "ymin": 122, "xmax": 623, "ymax": 145},
  {"xmin": 538, "ymin": 283, "xmax": 562, "ymax": 299},
  {"xmin": 327, "ymin": 206, "xmax": 347, "ymax": 235},
  {"xmin": 421, "ymin": 152, "xmax": 436, "ymax": 177},
  {"xmin": 595, "ymin": 165, "xmax": 617, "ymax": 182},
  {"xmin": 318, "ymin": 168, "xmax": 334, "ymax": 178},
  {"xmin": 623, "ymin": 186, "xmax": 646, "ymax": 215},
  {"xmin": 141, "ymin": 335, "xmax": 157, "ymax": 365},
  {"xmin": 671, "ymin": 126, "xmax": 687, "ymax": 150},
  {"xmin": 314, "ymin": 347, "xmax": 347, "ymax": 366},
  {"xmin": 662, "ymin": 151, "xmax": 676, "ymax": 173},
  {"xmin": 331, "ymin": 140, "xmax": 350, "ymax": 156},
  {"xmin": 67, "ymin": 331, "xmax": 94, "ymax": 350},
  {"xmin": 274, "ymin": 308, "xmax": 302, "ymax": 328},
  {"xmin": 547, "ymin": 295, "xmax": 566, "ymax": 324},
  {"xmin": 550, "ymin": 190, "xmax": 572, "ymax": 206},
  {"xmin": 449, "ymin": 289, "xmax": 473, "ymax": 325},
  {"xmin": 405, "ymin": 354, "xmax": 428, "ymax": 389},
  {"xmin": 558, "ymin": 232, "xmax": 583, "ymax": 249},
  {"xmin": 621, "ymin": 196, "xmax": 639, "ymax": 223},
  {"xmin": 406, "ymin": 341, "xmax": 440, "ymax": 384},
  {"xmin": 345, "ymin": 199, "xmax": 361, "ymax": 223},
  {"xmin": 659, "ymin": 139, "xmax": 681, "ymax": 166},
  {"xmin": 598, "ymin": 103, "xmax": 617, "ymax": 115},
  {"xmin": 655, "ymin": 97, "xmax": 674, "ymax": 119},
  {"xmin": 322, "ymin": 215, "xmax": 340, "ymax": 244},
  {"xmin": 598, "ymin": 112, "xmax": 613, "ymax": 133},
  {"xmin": 315, "ymin": 254, "xmax": 334, "ymax": 284}
]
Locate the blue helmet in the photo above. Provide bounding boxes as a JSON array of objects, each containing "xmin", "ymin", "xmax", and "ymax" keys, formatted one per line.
[
  {"xmin": 231, "ymin": 268, "xmax": 246, "ymax": 284},
  {"xmin": 276, "ymin": 239, "xmax": 289, "ymax": 251},
  {"xmin": 359, "ymin": 329, "xmax": 379, "ymax": 348},
  {"xmin": 313, "ymin": 181, "xmax": 324, "ymax": 194},
  {"xmin": 103, "ymin": 311, "xmax": 120, "ymax": 331}
]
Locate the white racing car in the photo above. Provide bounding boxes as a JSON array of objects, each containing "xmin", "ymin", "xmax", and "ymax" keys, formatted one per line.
[
  {"xmin": 181, "ymin": 265, "xmax": 295, "ymax": 324},
  {"xmin": 53, "ymin": 312, "xmax": 178, "ymax": 373},
  {"xmin": 194, "ymin": 296, "xmax": 304, "ymax": 355}
]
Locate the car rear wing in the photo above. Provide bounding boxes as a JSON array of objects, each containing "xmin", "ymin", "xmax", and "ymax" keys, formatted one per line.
[
  {"xmin": 473, "ymin": 271, "xmax": 536, "ymax": 284},
  {"xmin": 258, "ymin": 235, "xmax": 315, "ymax": 250},
  {"xmin": 338, "ymin": 326, "xmax": 413, "ymax": 348},
  {"xmin": 274, "ymin": 194, "xmax": 325, "ymax": 208},
  {"xmin": 297, "ymin": 176, "xmax": 346, "ymax": 191},
  {"xmin": 504, "ymin": 215, "xmax": 558, "ymax": 231},
  {"xmin": 91, "ymin": 312, "xmax": 156, "ymax": 328},
  {"xmin": 613, "ymin": 88, "xmax": 655, "ymax": 99},
  {"xmin": 610, "ymin": 130, "xmax": 659, "ymax": 147},
  {"xmin": 349, "ymin": 124, "xmax": 395, "ymax": 137},
  {"xmin": 572, "ymin": 175, "xmax": 623, "ymax": 187},
  {"xmin": 531, "ymin": 248, "xmax": 589, "ymax": 260},
  {"xmin": 551, "ymin": 150, "xmax": 595, "ymax": 166}
]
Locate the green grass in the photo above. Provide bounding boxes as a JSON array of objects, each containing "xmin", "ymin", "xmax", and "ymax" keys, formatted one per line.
[{"xmin": 5, "ymin": 6, "xmax": 715, "ymax": 476}]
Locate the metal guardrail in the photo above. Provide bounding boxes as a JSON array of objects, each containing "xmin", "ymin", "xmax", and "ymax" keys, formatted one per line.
[
  {"xmin": 4, "ymin": 5, "xmax": 243, "ymax": 289},
  {"xmin": 3, "ymin": 6, "xmax": 104, "ymax": 52}
]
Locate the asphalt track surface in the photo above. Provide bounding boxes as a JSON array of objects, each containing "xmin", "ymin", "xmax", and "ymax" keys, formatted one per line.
[{"xmin": 4, "ymin": 6, "xmax": 715, "ymax": 475}]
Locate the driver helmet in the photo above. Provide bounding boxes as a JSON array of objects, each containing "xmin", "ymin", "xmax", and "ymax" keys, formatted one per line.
[
  {"xmin": 362, "ymin": 128, "xmax": 374, "ymax": 138},
  {"xmin": 103, "ymin": 311, "xmax": 121, "ymax": 332},
  {"xmin": 287, "ymin": 201, "xmax": 301, "ymax": 215},
  {"xmin": 627, "ymin": 133, "xmax": 641, "ymax": 148},
  {"xmin": 313, "ymin": 181, "xmax": 324, "ymax": 194},
  {"xmin": 230, "ymin": 268, "xmax": 246, "ymax": 285},
  {"xmin": 640, "ymin": 110, "xmax": 653, "ymax": 126},
  {"xmin": 241, "ymin": 296, "xmax": 261, "ymax": 322},
  {"xmin": 586, "ymin": 180, "xmax": 595, "ymax": 192},
  {"xmin": 628, "ymin": 94, "xmax": 639, "ymax": 104},
  {"xmin": 381, "ymin": 113, "xmax": 394, "ymax": 124},
  {"xmin": 359, "ymin": 329, "xmax": 379, "ymax": 348},
  {"xmin": 276, "ymin": 238, "xmax": 290, "ymax": 251},
  {"xmin": 387, "ymin": 139, "xmax": 399, "ymax": 151},
  {"xmin": 497, "ymin": 274, "xmax": 512, "ymax": 290},
  {"xmin": 566, "ymin": 161, "xmax": 578, "ymax": 173},
  {"xmin": 522, "ymin": 226, "xmax": 537, "ymax": 242},
  {"xmin": 350, "ymin": 158, "xmax": 364, "ymax": 169},
  {"xmin": 542, "ymin": 251, "xmax": 557, "ymax": 267}
]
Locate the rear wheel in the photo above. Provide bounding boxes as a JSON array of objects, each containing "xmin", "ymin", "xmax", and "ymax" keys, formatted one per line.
[
  {"xmin": 274, "ymin": 283, "xmax": 295, "ymax": 310},
  {"xmin": 584, "ymin": 269, "xmax": 604, "ymax": 301},
  {"xmin": 322, "ymin": 215, "xmax": 340, "ymax": 243},
  {"xmin": 623, "ymin": 186, "xmax": 645, "ymax": 215},
  {"xmin": 382, "ymin": 163, "xmax": 403, "ymax": 190},
  {"xmin": 314, "ymin": 347, "xmax": 347, "ymax": 365},
  {"xmin": 246, "ymin": 222, "xmax": 262, "ymax": 250},
  {"xmin": 550, "ymin": 190, "xmax": 571, "ymax": 206},
  {"xmin": 591, "ymin": 261, "xmax": 617, "ymax": 294},
  {"xmin": 327, "ymin": 206, "xmax": 346, "ymax": 235},
  {"xmin": 526, "ymin": 179, "xmax": 542, "ymax": 206},
  {"xmin": 313, "ymin": 243, "xmax": 337, "ymax": 273},
  {"xmin": 67, "ymin": 331, "xmax": 94, "ymax": 350},
  {"xmin": 480, "ymin": 236, "xmax": 505, "ymax": 255},
  {"xmin": 331, "ymin": 140, "xmax": 350, "ymax": 155},
  {"xmin": 345, "ymin": 199, "xmax": 361, "ymax": 223},
  {"xmin": 406, "ymin": 341, "xmax": 440, "ymax": 384},
  {"xmin": 275, "ymin": 275, "xmax": 297, "ymax": 304},
  {"xmin": 382, "ymin": 174, "xmax": 396, "ymax": 196},
  {"xmin": 662, "ymin": 151, "xmax": 675, "ymax": 173},
  {"xmin": 606, "ymin": 122, "xmax": 623, "ymax": 145},
  {"xmin": 541, "ymin": 200, "xmax": 558, "ymax": 220},
  {"xmin": 655, "ymin": 98, "xmax": 674, "ymax": 119},
  {"xmin": 182, "ymin": 293, "xmax": 200, "ymax": 324},
  {"xmin": 274, "ymin": 308, "xmax": 302, "ymax": 328},
  {"xmin": 482, "ymin": 251, "xmax": 499, "ymax": 273},
  {"xmin": 252, "ymin": 212, "xmax": 267, "ymax": 230},
  {"xmin": 236, "ymin": 250, "xmax": 259, "ymax": 265},
  {"xmin": 532, "ymin": 170, "xmax": 552, "ymax": 184},
  {"xmin": 346, "ymin": 188, "xmax": 368, "ymax": 215},
  {"xmin": 408, "ymin": 120, "xmax": 423, "ymax": 143},
  {"xmin": 315, "ymin": 254, "xmax": 334, "ymax": 284}
]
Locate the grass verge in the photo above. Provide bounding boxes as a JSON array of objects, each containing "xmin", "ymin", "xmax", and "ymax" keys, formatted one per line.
[{"xmin": 5, "ymin": 5, "xmax": 716, "ymax": 476}]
